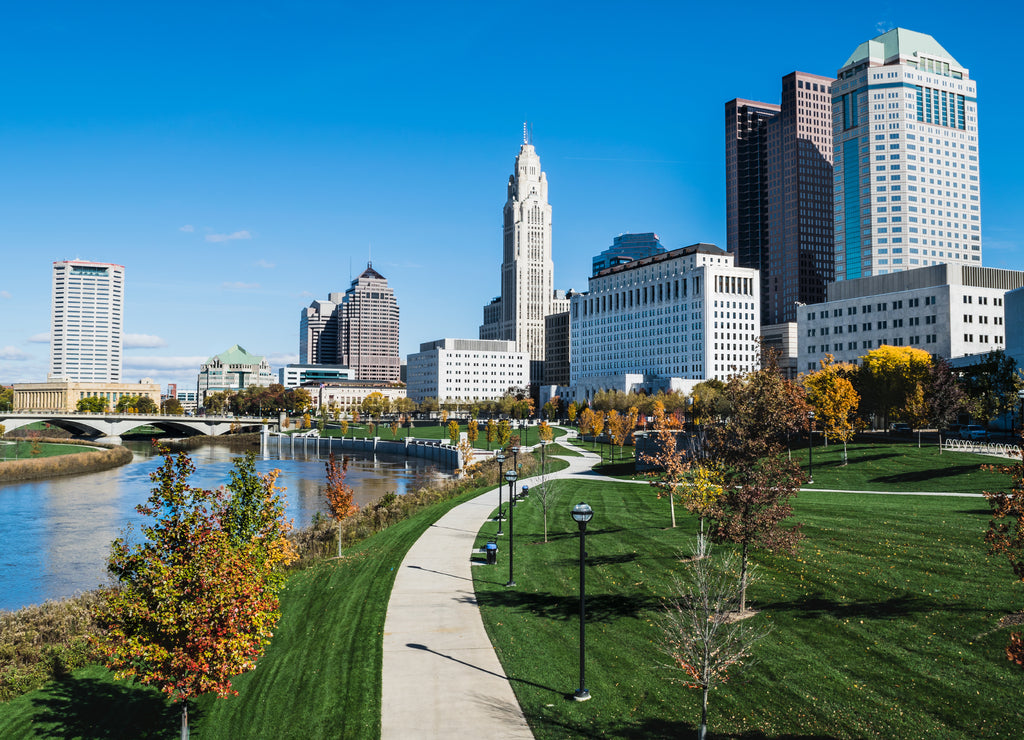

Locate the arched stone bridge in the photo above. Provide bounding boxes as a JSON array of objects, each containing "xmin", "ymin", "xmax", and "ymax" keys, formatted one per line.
[{"xmin": 0, "ymin": 412, "xmax": 276, "ymax": 439}]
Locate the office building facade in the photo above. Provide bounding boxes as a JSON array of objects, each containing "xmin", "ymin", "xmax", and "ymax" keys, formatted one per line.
[
  {"xmin": 833, "ymin": 28, "xmax": 980, "ymax": 281},
  {"xmin": 592, "ymin": 233, "xmax": 665, "ymax": 275},
  {"xmin": 299, "ymin": 294, "xmax": 342, "ymax": 365},
  {"xmin": 406, "ymin": 338, "xmax": 529, "ymax": 404},
  {"xmin": 726, "ymin": 71, "xmax": 834, "ymax": 326},
  {"xmin": 49, "ymin": 260, "xmax": 124, "ymax": 382},
  {"xmin": 569, "ymin": 243, "xmax": 760, "ymax": 401},
  {"xmin": 338, "ymin": 263, "xmax": 401, "ymax": 382}
]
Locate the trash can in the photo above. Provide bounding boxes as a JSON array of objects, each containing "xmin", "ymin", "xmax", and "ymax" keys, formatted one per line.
[
  {"xmin": 520, "ymin": 484, "xmax": 529, "ymax": 501},
  {"xmin": 485, "ymin": 540, "xmax": 498, "ymax": 565}
]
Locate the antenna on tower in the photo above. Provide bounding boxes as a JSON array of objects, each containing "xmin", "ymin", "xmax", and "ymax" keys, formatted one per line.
[
  {"xmin": 368, "ymin": 243, "xmax": 372, "ymax": 269},
  {"xmin": 523, "ymin": 121, "xmax": 528, "ymax": 145}
]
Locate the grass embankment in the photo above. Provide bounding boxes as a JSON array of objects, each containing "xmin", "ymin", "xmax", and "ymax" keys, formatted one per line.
[
  {"xmin": 0, "ymin": 440, "xmax": 132, "ymax": 483},
  {"xmin": 472, "ymin": 471, "xmax": 1022, "ymax": 738},
  {"xmin": 0, "ymin": 452, "xmax": 534, "ymax": 736}
]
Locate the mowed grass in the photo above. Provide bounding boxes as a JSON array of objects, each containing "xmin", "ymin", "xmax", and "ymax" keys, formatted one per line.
[
  {"xmin": 0, "ymin": 482, "xmax": 492, "ymax": 739},
  {"xmin": 793, "ymin": 437, "xmax": 1012, "ymax": 492},
  {"xmin": 473, "ymin": 478, "xmax": 1023, "ymax": 738},
  {"xmin": 0, "ymin": 441, "xmax": 98, "ymax": 460},
  {"xmin": 318, "ymin": 421, "xmax": 568, "ymax": 449}
]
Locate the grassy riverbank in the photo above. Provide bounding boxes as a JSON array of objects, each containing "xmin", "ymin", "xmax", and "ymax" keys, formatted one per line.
[
  {"xmin": 0, "ymin": 451, "xmax": 533, "ymax": 736},
  {"xmin": 472, "ymin": 475, "xmax": 1022, "ymax": 738},
  {"xmin": 0, "ymin": 440, "xmax": 132, "ymax": 483}
]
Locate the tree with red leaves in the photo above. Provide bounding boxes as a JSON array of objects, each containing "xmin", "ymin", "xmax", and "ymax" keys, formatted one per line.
[
  {"xmin": 96, "ymin": 450, "xmax": 293, "ymax": 739},
  {"xmin": 984, "ymin": 458, "xmax": 1024, "ymax": 667},
  {"xmin": 324, "ymin": 452, "xmax": 358, "ymax": 558}
]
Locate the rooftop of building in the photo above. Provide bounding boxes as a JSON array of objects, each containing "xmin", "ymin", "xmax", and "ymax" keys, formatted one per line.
[
  {"xmin": 204, "ymin": 344, "xmax": 265, "ymax": 365},
  {"xmin": 840, "ymin": 27, "xmax": 963, "ymax": 73},
  {"xmin": 826, "ymin": 264, "xmax": 1024, "ymax": 302},
  {"xmin": 593, "ymin": 242, "xmax": 727, "ymax": 278}
]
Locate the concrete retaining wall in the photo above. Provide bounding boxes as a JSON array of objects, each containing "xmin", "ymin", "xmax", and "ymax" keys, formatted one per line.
[{"xmin": 261, "ymin": 431, "xmax": 461, "ymax": 470}]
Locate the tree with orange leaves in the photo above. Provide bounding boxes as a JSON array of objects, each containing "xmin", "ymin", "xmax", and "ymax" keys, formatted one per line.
[{"xmin": 324, "ymin": 452, "xmax": 358, "ymax": 558}]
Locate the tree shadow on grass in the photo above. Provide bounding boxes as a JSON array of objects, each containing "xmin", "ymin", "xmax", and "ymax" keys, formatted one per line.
[
  {"xmin": 757, "ymin": 592, "xmax": 946, "ymax": 620},
  {"xmin": 529, "ymin": 713, "xmax": 839, "ymax": 739},
  {"xmin": 30, "ymin": 674, "xmax": 184, "ymax": 739},
  {"xmin": 872, "ymin": 464, "xmax": 981, "ymax": 485},
  {"xmin": 476, "ymin": 588, "xmax": 661, "ymax": 622}
]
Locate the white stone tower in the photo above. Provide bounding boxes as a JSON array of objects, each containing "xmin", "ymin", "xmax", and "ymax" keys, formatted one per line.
[{"xmin": 480, "ymin": 126, "xmax": 554, "ymax": 381}]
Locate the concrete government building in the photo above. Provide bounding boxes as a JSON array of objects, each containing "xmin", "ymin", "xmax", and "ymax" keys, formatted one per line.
[{"xmin": 406, "ymin": 339, "xmax": 529, "ymax": 404}]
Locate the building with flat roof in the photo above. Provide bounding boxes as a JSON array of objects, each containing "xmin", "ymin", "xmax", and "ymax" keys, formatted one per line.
[
  {"xmin": 406, "ymin": 338, "xmax": 529, "ymax": 404},
  {"xmin": 50, "ymin": 260, "xmax": 124, "ymax": 383},
  {"xmin": 279, "ymin": 364, "xmax": 355, "ymax": 388},
  {"xmin": 569, "ymin": 243, "xmax": 760, "ymax": 402},
  {"xmin": 833, "ymin": 28, "xmax": 980, "ymax": 281},
  {"xmin": 13, "ymin": 379, "xmax": 160, "ymax": 413},
  {"xmin": 797, "ymin": 264, "xmax": 1024, "ymax": 372},
  {"xmin": 299, "ymin": 294, "xmax": 343, "ymax": 364}
]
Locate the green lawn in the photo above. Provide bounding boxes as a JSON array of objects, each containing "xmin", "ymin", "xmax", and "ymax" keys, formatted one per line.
[
  {"xmin": 0, "ymin": 481, "xmax": 495, "ymax": 739},
  {"xmin": 472, "ymin": 479, "xmax": 1023, "ymax": 738},
  {"xmin": 0, "ymin": 441, "xmax": 98, "ymax": 461},
  {"xmin": 317, "ymin": 421, "xmax": 567, "ymax": 449}
]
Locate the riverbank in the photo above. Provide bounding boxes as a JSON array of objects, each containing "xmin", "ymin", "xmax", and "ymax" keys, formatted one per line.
[
  {"xmin": 161, "ymin": 432, "xmax": 260, "ymax": 451},
  {"xmin": 0, "ymin": 439, "xmax": 132, "ymax": 484}
]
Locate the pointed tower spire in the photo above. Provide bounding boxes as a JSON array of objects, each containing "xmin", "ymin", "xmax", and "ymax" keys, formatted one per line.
[{"xmin": 523, "ymin": 121, "xmax": 528, "ymax": 145}]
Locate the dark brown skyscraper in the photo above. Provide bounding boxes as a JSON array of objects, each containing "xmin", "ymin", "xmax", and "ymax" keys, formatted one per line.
[{"xmin": 726, "ymin": 71, "xmax": 835, "ymax": 325}]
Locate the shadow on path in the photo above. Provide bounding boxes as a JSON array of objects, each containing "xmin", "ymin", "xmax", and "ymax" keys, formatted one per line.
[{"xmin": 406, "ymin": 643, "xmax": 562, "ymax": 696}]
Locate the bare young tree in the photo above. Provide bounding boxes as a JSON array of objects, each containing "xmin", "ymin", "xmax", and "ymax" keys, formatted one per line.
[{"xmin": 659, "ymin": 545, "xmax": 770, "ymax": 740}]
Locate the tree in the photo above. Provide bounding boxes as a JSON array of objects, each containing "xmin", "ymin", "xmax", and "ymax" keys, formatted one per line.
[
  {"xmin": 856, "ymin": 345, "xmax": 931, "ymax": 427},
  {"xmin": 485, "ymin": 419, "xmax": 497, "ymax": 450},
  {"xmin": 77, "ymin": 396, "xmax": 108, "ymax": 413},
  {"xmin": 467, "ymin": 419, "xmax": 479, "ymax": 448},
  {"xmin": 447, "ymin": 419, "xmax": 460, "ymax": 445},
  {"xmin": 578, "ymin": 408, "xmax": 595, "ymax": 436},
  {"xmin": 161, "ymin": 398, "xmax": 184, "ymax": 415},
  {"xmin": 659, "ymin": 546, "xmax": 769, "ymax": 740},
  {"xmin": 339, "ymin": 419, "xmax": 349, "ymax": 438},
  {"xmin": 390, "ymin": 419, "xmax": 400, "ymax": 439},
  {"xmin": 116, "ymin": 394, "xmax": 140, "ymax": 413},
  {"xmin": 394, "ymin": 396, "xmax": 416, "ymax": 415},
  {"xmin": 0, "ymin": 385, "xmax": 12, "ymax": 412},
  {"xmin": 324, "ymin": 452, "xmax": 358, "ymax": 558},
  {"xmin": 537, "ymin": 420, "xmax": 553, "ymax": 443},
  {"xmin": 689, "ymin": 379, "xmax": 730, "ymax": 423},
  {"xmin": 440, "ymin": 409, "xmax": 449, "ymax": 428},
  {"xmin": 361, "ymin": 391, "xmax": 389, "ymax": 420},
  {"xmin": 136, "ymin": 395, "xmax": 158, "ymax": 414},
  {"xmin": 983, "ymin": 458, "xmax": 1024, "ymax": 668},
  {"xmin": 643, "ymin": 410, "xmax": 686, "ymax": 528},
  {"xmin": 705, "ymin": 365, "xmax": 806, "ymax": 612},
  {"xmin": 927, "ymin": 357, "xmax": 965, "ymax": 451},
  {"xmin": 804, "ymin": 355, "xmax": 860, "ymax": 464},
  {"xmin": 497, "ymin": 419, "xmax": 512, "ymax": 449},
  {"xmin": 95, "ymin": 450, "xmax": 293, "ymax": 738},
  {"xmin": 961, "ymin": 350, "xmax": 1024, "ymax": 425},
  {"xmin": 457, "ymin": 438, "xmax": 475, "ymax": 471},
  {"xmin": 567, "ymin": 402, "xmax": 579, "ymax": 426},
  {"xmin": 605, "ymin": 410, "xmax": 622, "ymax": 460}
]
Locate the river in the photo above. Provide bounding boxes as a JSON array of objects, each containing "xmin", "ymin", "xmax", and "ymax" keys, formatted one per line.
[{"xmin": 0, "ymin": 441, "xmax": 448, "ymax": 612}]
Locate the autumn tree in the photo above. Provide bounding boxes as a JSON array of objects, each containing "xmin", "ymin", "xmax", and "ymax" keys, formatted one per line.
[
  {"xmin": 390, "ymin": 418, "xmax": 400, "ymax": 439},
  {"xmin": 605, "ymin": 410, "xmax": 622, "ymax": 460},
  {"xmin": 467, "ymin": 419, "xmax": 479, "ymax": 448},
  {"xmin": 856, "ymin": 345, "xmax": 931, "ymax": 427},
  {"xmin": 643, "ymin": 408, "xmax": 686, "ymax": 528},
  {"xmin": 983, "ymin": 458, "xmax": 1024, "ymax": 668},
  {"xmin": 689, "ymin": 379, "xmax": 731, "ymax": 423},
  {"xmin": 804, "ymin": 355, "xmax": 860, "ymax": 464},
  {"xmin": 161, "ymin": 397, "xmax": 184, "ymax": 415},
  {"xmin": 447, "ymin": 419, "xmax": 460, "ymax": 445},
  {"xmin": 77, "ymin": 396, "xmax": 108, "ymax": 413},
  {"xmin": 324, "ymin": 452, "xmax": 358, "ymax": 558},
  {"xmin": 361, "ymin": 391, "xmax": 389, "ymax": 420},
  {"xmin": 497, "ymin": 419, "xmax": 512, "ymax": 449},
  {"xmin": 567, "ymin": 402, "xmax": 579, "ymax": 426},
  {"xmin": 705, "ymin": 364, "xmax": 806, "ymax": 612},
  {"xmin": 659, "ymin": 546, "xmax": 769, "ymax": 740},
  {"xmin": 95, "ymin": 450, "xmax": 293, "ymax": 738},
  {"xmin": 578, "ymin": 407, "xmax": 595, "ymax": 436},
  {"xmin": 339, "ymin": 419, "xmax": 349, "ymax": 438},
  {"xmin": 457, "ymin": 438, "xmax": 475, "ymax": 471},
  {"xmin": 485, "ymin": 419, "xmax": 497, "ymax": 450},
  {"xmin": 537, "ymin": 420, "xmax": 553, "ymax": 443},
  {"xmin": 928, "ymin": 357, "xmax": 965, "ymax": 450}
]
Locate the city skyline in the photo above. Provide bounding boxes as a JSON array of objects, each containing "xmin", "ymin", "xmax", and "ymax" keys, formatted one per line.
[{"xmin": 1, "ymin": 3, "xmax": 1020, "ymax": 389}]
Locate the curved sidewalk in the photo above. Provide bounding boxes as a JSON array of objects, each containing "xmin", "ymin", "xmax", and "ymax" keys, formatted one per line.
[{"xmin": 380, "ymin": 439, "xmax": 600, "ymax": 739}]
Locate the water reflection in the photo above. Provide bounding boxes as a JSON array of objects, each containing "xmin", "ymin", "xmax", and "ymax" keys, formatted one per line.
[{"xmin": 0, "ymin": 442, "xmax": 447, "ymax": 611}]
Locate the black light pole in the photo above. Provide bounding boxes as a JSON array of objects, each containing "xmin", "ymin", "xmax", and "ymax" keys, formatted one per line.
[
  {"xmin": 571, "ymin": 502, "xmax": 594, "ymax": 701},
  {"xmin": 807, "ymin": 410, "xmax": 815, "ymax": 484},
  {"xmin": 504, "ymin": 468, "xmax": 518, "ymax": 587},
  {"xmin": 523, "ymin": 420, "xmax": 529, "ymax": 447},
  {"xmin": 511, "ymin": 444, "xmax": 519, "ymax": 474},
  {"xmin": 495, "ymin": 451, "xmax": 506, "ymax": 535}
]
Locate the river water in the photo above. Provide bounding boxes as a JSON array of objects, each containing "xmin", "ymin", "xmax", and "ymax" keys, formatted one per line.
[{"xmin": 0, "ymin": 442, "xmax": 448, "ymax": 612}]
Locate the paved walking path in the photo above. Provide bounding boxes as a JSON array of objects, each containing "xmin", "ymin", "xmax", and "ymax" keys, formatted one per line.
[
  {"xmin": 380, "ymin": 434, "xmax": 986, "ymax": 738},
  {"xmin": 380, "ymin": 436, "xmax": 600, "ymax": 739}
]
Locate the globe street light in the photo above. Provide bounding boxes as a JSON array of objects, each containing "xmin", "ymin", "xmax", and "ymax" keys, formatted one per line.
[
  {"xmin": 571, "ymin": 502, "xmax": 594, "ymax": 701},
  {"xmin": 495, "ymin": 451, "xmax": 506, "ymax": 535},
  {"xmin": 511, "ymin": 445, "xmax": 519, "ymax": 474},
  {"xmin": 519, "ymin": 483, "xmax": 529, "ymax": 506},
  {"xmin": 504, "ymin": 468, "xmax": 519, "ymax": 588},
  {"xmin": 807, "ymin": 410, "xmax": 815, "ymax": 484}
]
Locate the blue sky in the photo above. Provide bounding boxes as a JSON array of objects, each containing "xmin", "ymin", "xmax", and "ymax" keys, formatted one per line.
[{"xmin": 1, "ymin": 1, "xmax": 1019, "ymax": 390}]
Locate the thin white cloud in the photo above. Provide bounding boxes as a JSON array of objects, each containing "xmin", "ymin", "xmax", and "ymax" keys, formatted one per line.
[
  {"xmin": 123, "ymin": 333, "xmax": 168, "ymax": 349},
  {"xmin": 179, "ymin": 224, "xmax": 195, "ymax": 233},
  {"xmin": 0, "ymin": 346, "xmax": 31, "ymax": 361},
  {"xmin": 875, "ymin": 20, "xmax": 893, "ymax": 34},
  {"xmin": 255, "ymin": 259, "xmax": 276, "ymax": 269},
  {"xmin": 0, "ymin": 290, "xmax": 11, "ymax": 299},
  {"xmin": 123, "ymin": 355, "xmax": 207, "ymax": 371},
  {"xmin": 222, "ymin": 281, "xmax": 261, "ymax": 290},
  {"xmin": 206, "ymin": 230, "xmax": 252, "ymax": 243},
  {"xmin": 266, "ymin": 352, "xmax": 298, "ymax": 366},
  {"xmin": 27, "ymin": 332, "xmax": 50, "ymax": 343}
]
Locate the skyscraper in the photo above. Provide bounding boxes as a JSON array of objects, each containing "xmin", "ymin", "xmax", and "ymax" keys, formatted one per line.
[
  {"xmin": 592, "ymin": 233, "xmax": 665, "ymax": 275},
  {"xmin": 833, "ymin": 28, "xmax": 980, "ymax": 281},
  {"xmin": 480, "ymin": 130, "xmax": 555, "ymax": 381},
  {"xmin": 338, "ymin": 263, "xmax": 400, "ymax": 382},
  {"xmin": 299, "ymin": 293, "xmax": 342, "ymax": 364},
  {"xmin": 49, "ymin": 260, "xmax": 124, "ymax": 382},
  {"xmin": 726, "ymin": 71, "xmax": 834, "ymax": 325}
]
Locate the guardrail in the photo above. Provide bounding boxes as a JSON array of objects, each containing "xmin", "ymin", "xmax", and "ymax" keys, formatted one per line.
[{"xmin": 942, "ymin": 438, "xmax": 1021, "ymax": 457}]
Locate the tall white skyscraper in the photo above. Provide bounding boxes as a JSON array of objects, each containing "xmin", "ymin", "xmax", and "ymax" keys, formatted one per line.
[
  {"xmin": 480, "ymin": 130, "xmax": 555, "ymax": 381},
  {"xmin": 833, "ymin": 28, "xmax": 980, "ymax": 281},
  {"xmin": 49, "ymin": 260, "xmax": 124, "ymax": 382}
]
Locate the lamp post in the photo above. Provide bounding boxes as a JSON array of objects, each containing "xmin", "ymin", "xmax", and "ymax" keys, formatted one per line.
[
  {"xmin": 495, "ymin": 451, "xmax": 506, "ymax": 535},
  {"xmin": 807, "ymin": 410, "xmax": 815, "ymax": 484},
  {"xmin": 511, "ymin": 445, "xmax": 519, "ymax": 475},
  {"xmin": 504, "ymin": 468, "xmax": 519, "ymax": 587},
  {"xmin": 571, "ymin": 502, "xmax": 594, "ymax": 701},
  {"xmin": 523, "ymin": 419, "xmax": 529, "ymax": 447}
]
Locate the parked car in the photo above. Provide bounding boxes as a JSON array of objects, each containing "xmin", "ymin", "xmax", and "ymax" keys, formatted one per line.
[
  {"xmin": 960, "ymin": 425, "xmax": 989, "ymax": 441},
  {"xmin": 889, "ymin": 423, "xmax": 911, "ymax": 434}
]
